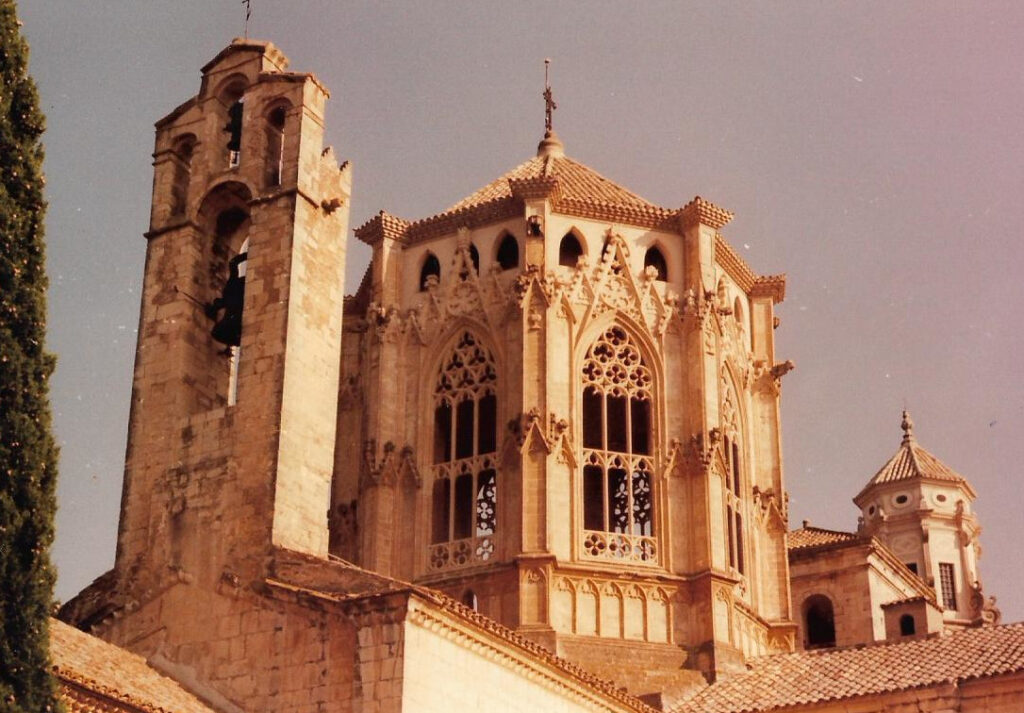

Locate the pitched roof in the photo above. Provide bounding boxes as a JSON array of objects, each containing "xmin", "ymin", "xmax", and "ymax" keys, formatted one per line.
[
  {"xmin": 50, "ymin": 618, "xmax": 217, "ymax": 713},
  {"xmin": 672, "ymin": 622, "xmax": 1024, "ymax": 713},
  {"xmin": 855, "ymin": 411, "xmax": 974, "ymax": 503},
  {"xmin": 447, "ymin": 154, "xmax": 658, "ymax": 212},
  {"xmin": 787, "ymin": 524, "xmax": 860, "ymax": 551}
]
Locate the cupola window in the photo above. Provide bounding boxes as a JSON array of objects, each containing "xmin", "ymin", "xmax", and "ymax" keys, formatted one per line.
[
  {"xmin": 643, "ymin": 246, "xmax": 668, "ymax": 281},
  {"xmin": 580, "ymin": 326, "xmax": 657, "ymax": 564},
  {"xmin": 899, "ymin": 614, "xmax": 916, "ymax": 636},
  {"xmin": 559, "ymin": 232, "xmax": 584, "ymax": 267},
  {"xmin": 420, "ymin": 252, "xmax": 441, "ymax": 291},
  {"xmin": 496, "ymin": 233, "xmax": 519, "ymax": 270},
  {"xmin": 429, "ymin": 332, "xmax": 498, "ymax": 571}
]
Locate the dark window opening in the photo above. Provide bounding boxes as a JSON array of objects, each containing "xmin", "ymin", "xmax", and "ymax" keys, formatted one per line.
[
  {"xmin": 469, "ymin": 244, "xmax": 480, "ymax": 274},
  {"xmin": 805, "ymin": 595, "xmax": 836, "ymax": 649},
  {"xmin": 606, "ymin": 395, "xmax": 628, "ymax": 452},
  {"xmin": 462, "ymin": 590, "xmax": 479, "ymax": 611},
  {"xmin": 496, "ymin": 234, "xmax": 519, "ymax": 270},
  {"xmin": 631, "ymin": 399, "xmax": 650, "ymax": 455},
  {"xmin": 559, "ymin": 233, "xmax": 584, "ymax": 267},
  {"xmin": 477, "ymin": 394, "xmax": 497, "ymax": 455},
  {"xmin": 207, "ymin": 210, "xmax": 249, "ymax": 349},
  {"xmin": 265, "ymin": 106, "xmax": 286, "ymax": 187},
  {"xmin": 225, "ymin": 99, "xmax": 244, "ymax": 167},
  {"xmin": 432, "ymin": 479, "xmax": 451, "ymax": 544},
  {"xmin": 454, "ymin": 473, "xmax": 474, "ymax": 539},
  {"xmin": 644, "ymin": 247, "xmax": 668, "ymax": 281},
  {"xmin": 583, "ymin": 465, "xmax": 604, "ymax": 531},
  {"xmin": 420, "ymin": 253, "xmax": 441, "ymax": 290},
  {"xmin": 939, "ymin": 562, "xmax": 957, "ymax": 610},
  {"xmin": 899, "ymin": 614, "xmax": 916, "ymax": 636},
  {"xmin": 906, "ymin": 562, "xmax": 918, "ymax": 575},
  {"xmin": 582, "ymin": 388, "xmax": 603, "ymax": 449},
  {"xmin": 434, "ymin": 402, "xmax": 452, "ymax": 463},
  {"xmin": 455, "ymin": 399, "xmax": 475, "ymax": 459}
]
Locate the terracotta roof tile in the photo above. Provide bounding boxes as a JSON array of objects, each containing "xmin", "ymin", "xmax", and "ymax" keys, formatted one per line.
[
  {"xmin": 787, "ymin": 525, "xmax": 860, "ymax": 551},
  {"xmin": 447, "ymin": 155, "xmax": 657, "ymax": 212},
  {"xmin": 50, "ymin": 618, "xmax": 216, "ymax": 713},
  {"xmin": 672, "ymin": 622, "xmax": 1024, "ymax": 713}
]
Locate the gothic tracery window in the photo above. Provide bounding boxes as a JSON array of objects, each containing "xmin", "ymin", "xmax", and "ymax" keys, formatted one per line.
[
  {"xmin": 429, "ymin": 332, "xmax": 498, "ymax": 571},
  {"xmin": 721, "ymin": 375, "xmax": 746, "ymax": 575},
  {"xmin": 580, "ymin": 326, "xmax": 657, "ymax": 564}
]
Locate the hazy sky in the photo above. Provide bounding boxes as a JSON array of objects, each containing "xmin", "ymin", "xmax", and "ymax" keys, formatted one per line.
[{"xmin": 20, "ymin": 2, "xmax": 1024, "ymax": 622}]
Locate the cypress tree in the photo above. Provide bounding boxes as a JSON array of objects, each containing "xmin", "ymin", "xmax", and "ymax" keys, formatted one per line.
[{"xmin": 0, "ymin": 1, "xmax": 60, "ymax": 711}]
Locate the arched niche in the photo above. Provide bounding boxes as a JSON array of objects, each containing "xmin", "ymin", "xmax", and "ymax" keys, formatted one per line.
[{"xmin": 803, "ymin": 594, "xmax": 836, "ymax": 649}]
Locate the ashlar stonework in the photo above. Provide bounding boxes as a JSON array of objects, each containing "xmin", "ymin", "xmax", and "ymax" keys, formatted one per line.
[{"xmin": 58, "ymin": 39, "xmax": 1022, "ymax": 713}]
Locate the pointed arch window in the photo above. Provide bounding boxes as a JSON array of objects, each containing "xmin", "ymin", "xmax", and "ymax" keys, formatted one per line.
[
  {"xmin": 580, "ymin": 326, "xmax": 657, "ymax": 564},
  {"xmin": 469, "ymin": 244, "xmax": 480, "ymax": 274},
  {"xmin": 644, "ymin": 247, "xmax": 668, "ymax": 281},
  {"xmin": 559, "ymin": 232, "xmax": 584, "ymax": 267},
  {"xmin": 721, "ymin": 376, "xmax": 746, "ymax": 575},
  {"xmin": 496, "ymin": 233, "xmax": 519, "ymax": 270},
  {"xmin": 419, "ymin": 252, "xmax": 441, "ymax": 291},
  {"xmin": 429, "ymin": 332, "xmax": 498, "ymax": 571}
]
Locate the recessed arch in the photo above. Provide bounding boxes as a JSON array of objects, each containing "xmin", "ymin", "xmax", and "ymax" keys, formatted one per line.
[
  {"xmin": 169, "ymin": 134, "xmax": 197, "ymax": 218},
  {"xmin": 263, "ymin": 100, "xmax": 291, "ymax": 188},
  {"xmin": 495, "ymin": 232, "xmax": 519, "ymax": 270},
  {"xmin": 899, "ymin": 614, "xmax": 916, "ymax": 636},
  {"xmin": 559, "ymin": 230, "xmax": 585, "ymax": 267},
  {"xmin": 419, "ymin": 252, "xmax": 441, "ymax": 291},
  {"xmin": 803, "ymin": 594, "xmax": 836, "ymax": 649},
  {"xmin": 469, "ymin": 244, "xmax": 480, "ymax": 274},
  {"xmin": 733, "ymin": 296, "xmax": 745, "ymax": 326},
  {"xmin": 461, "ymin": 589, "xmax": 479, "ymax": 611}
]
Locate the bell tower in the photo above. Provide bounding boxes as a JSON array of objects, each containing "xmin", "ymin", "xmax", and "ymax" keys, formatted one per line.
[
  {"xmin": 115, "ymin": 39, "xmax": 351, "ymax": 600},
  {"xmin": 854, "ymin": 412, "xmax": 1000, "ymax": 627}
]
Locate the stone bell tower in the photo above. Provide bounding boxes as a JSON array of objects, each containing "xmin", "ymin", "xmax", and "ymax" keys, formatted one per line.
[{"xmin": 115, "ymin": 39, "xmax": 351, "ymax": 601}]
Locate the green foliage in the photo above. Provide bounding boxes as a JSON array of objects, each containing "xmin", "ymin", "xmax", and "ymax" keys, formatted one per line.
[{"xmin": 0, "ymin": 1, "xmax": 61, "ymax": 711}]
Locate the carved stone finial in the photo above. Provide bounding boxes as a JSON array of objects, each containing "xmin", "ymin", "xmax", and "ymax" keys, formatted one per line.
[{"xmin": 901, "ymin": 409, "xmax": 915, "ymax": 444}]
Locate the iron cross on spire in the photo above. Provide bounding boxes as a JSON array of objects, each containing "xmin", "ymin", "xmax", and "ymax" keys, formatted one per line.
[
  {"xmin": 242, "ymin": 0, "xmax": 252, "ymax": 39},
  {"xmin": 543, "ymin": 58, "xmax": 557, "ymax": 132}
]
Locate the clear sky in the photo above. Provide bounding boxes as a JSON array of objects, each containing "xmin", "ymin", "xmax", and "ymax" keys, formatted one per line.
[{"xmin": 20, "ymin": 1, "xmax": 1024, "ymax": 622}]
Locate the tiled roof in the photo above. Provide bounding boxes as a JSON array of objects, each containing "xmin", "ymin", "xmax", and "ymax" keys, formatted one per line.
[
  {"xmin": 856, "ymin": 413, "xmax": 974, "ymax": 502},
  {"xmin": 787, "ymin": 525, "xmax": 860, "ymax": 551},
  {"xmin": 50, "ymin": 618, "xmax": 216, "ymax": 713},
  {"xmin": 448, "ymin": 155, "xmax": 658, "ymax": 212},
  {"xmin": 673, "ymin": 622, "xmax": 1024, "ymax": 713}
]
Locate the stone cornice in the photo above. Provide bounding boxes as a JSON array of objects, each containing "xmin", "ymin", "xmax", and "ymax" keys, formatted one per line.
[
  {"xmin": 714, "ymin": 234, "xmax": 757, "ymax": 291},
  {"xmin": 508, "ymin": 175, "xmax": 561, "ymax": 202},
  {"xmin": 751, "ymin": 274, "xmax": 787, "ymax": 304},
  {"xmin": 679, "ymin": 196, "xmax": 734, "ymax": 230}
]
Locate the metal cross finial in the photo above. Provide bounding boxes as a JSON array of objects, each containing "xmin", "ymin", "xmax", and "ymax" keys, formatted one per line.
[
  {"xmin": 242, "ymin": 0, "xmax": 252, "ymax": 39},
  {"xmin": 543, "ymin": 58, "xmax": 557, "ymax": 132}
]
